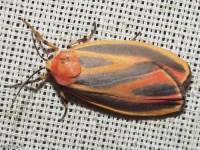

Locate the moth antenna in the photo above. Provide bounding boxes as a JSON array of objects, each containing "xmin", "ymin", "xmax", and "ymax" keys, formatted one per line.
[
  {"xmin": 31, "ymin": 33, "xmax": 48, "ymax": 61},
  {"xmin": 11, "ymin": 67, "xmax": 45, "ymax": 108},
  {"xmin": 4, "ymin": 83, "xmax": 23, "ymax": 88}
]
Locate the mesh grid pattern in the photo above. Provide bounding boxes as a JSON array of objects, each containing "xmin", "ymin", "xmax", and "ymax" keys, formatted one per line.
[{"xmin": 0, "ymin": 0, "xmax": 200, "ymax": 149}]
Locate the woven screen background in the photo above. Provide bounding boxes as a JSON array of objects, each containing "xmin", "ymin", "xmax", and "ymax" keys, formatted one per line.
[{"xmin": 0, "ymin": 0, "xmax": 200, "ymax": 149}]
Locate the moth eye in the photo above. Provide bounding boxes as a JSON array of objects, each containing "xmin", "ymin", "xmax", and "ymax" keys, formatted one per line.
[{"xmin": 48, "ymin": 55, "xmax": 54, "ymax": 60}]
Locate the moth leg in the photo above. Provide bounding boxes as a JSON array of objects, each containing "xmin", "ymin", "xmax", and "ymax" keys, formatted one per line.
[
  {"xmin": 132, "ymin": 32, "xmax": 142, "ymax": 40},
  {"xmin": 23, "ymin": 80, "xmax": 47, "ymax": 92},
  {"xmin": 32, "ymin": 33, "xmax": 55, "ymax": 55},
  {"xmin": 58, "ymin": 89, "xmax": 68, "ymax": 122},
  {"xmin": 21, "ymin": 19, "xmax": 59, "ymax": 51},
  {"xmin": 67, "ymin": 22, "xmax": 96, "ymax": 48},
  {"xmin": 5, "ymin": 75, "xmax": 48, "ymax": 88}
]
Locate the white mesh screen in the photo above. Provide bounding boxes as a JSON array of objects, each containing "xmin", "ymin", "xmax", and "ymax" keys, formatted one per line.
[{"xmin": 0, "ymin": 0, "xmax": 199, "ymax": 149}]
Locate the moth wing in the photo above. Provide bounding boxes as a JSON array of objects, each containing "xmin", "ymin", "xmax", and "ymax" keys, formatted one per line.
[
  {"xmin": 70, "ymin": 62, "xmax": 184, "ymax": 116},
  {"xmin": 70, "ymin": 41, "xmax": 190, "ymax": 116}
]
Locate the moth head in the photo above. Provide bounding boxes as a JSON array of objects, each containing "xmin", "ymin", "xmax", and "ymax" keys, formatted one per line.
[{"xmin": 46, "ymin": 50, "xmax": 81, "ymax": 85}]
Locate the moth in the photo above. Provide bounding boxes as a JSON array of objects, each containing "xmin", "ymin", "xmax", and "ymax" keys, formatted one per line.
[{"xmin": 6, "ymin": 19, "xmax": 191, "ymax": 121}]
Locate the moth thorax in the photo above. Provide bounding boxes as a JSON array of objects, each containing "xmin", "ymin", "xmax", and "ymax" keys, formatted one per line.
[{"xmin": 47, "ymin": 50, "xmax": 81, "ymax": 86}]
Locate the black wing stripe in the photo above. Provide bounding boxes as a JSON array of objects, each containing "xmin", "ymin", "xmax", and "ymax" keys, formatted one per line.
[
  {"xmin": 74, "ymin": 90, "xmax": 181, "ymax": 112},
  {"xmin": 78, "ymin": 44, "xmax": 184, "ymax": 71},
  {"xmin": 79, "ymin": 56, "xmax": 112, "ymax": 68},
  {"xmin": 134, "ymin": 84, "xmax": 177, "ymax": 96},
  {"xmin": 76, "ymin": 62, "xmax": 157, "ymax": 88}
]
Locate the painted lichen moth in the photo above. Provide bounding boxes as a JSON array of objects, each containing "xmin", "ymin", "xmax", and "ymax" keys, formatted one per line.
[{"xmin": 6, "ymin": 19, "xmax": 191, "ymax": 121}]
